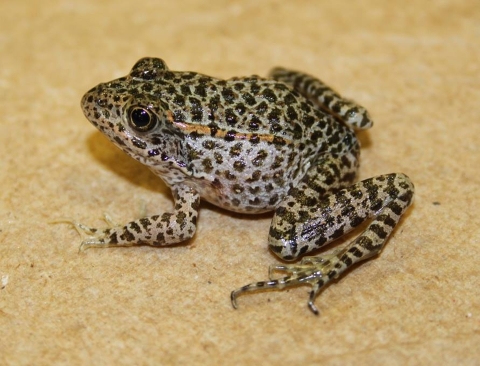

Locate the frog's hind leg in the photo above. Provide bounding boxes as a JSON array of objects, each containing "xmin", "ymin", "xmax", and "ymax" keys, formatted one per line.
[
  {"xmin": 270, "ymin": 67, "xmax": 373, "ymax": 130},
  {"xmin": 231, "ymin": 172, "xmax": 414, "ymax": 315}
]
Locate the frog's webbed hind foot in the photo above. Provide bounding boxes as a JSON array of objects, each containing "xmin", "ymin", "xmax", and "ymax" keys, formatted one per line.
[{"xmin": 231, "ymin": 254, "xmax": 341, "ymax": 315}]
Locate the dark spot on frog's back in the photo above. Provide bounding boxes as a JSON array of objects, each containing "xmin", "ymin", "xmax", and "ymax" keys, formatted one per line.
[
  {"xmin": 286, "ymin": 106, "xmax": 298, "ymax": 121},
  {"xmin": 267, "ymin": 108, "xmax": 282, "ymax": 126},
  {"xmin": 250, "ymin": 83, "xmax": 261, "ymax": 95},
  {"xmin": 221, "ymin": 88, "xmax": 236, "ymax": 104},
  {"xmin": 173, "ymin": 110, "xmax": 186, "ymax": 122},
  {"xmin": 173, "ymin": 94, "xmax": 185, "ymax": 106},
  {"xmin": 300, "ymin": 101, "xmax": 312, "ymax": 114},
  {"xmin": 283, "ymin": 93, "xmax": 297, "ymax": 105},
  {"xmin": 225, "ymin": 109, "xmax": 237, "ymax": 126},
  {"xmin": 180, "ymin": 84, "xmax": 192, "ymax": 96},
  {"xmin": 235, "ymin": 103, "xmax": 246, "ymax": 115},
  {"xmin": 242, "ymin": 93, "xmax": 256, "ymax": 106},
  {"xmin": 302, "ymin": 115, "xmax": 315, "ymax": 128},
  {"xmin": 255, "ymin": 101, "xmax": 268, "ymax": 115},
  {"xmin": 249, "ymin": 134, "xmax": 260, "ymax": 145},
  {"xmin": 208, "ymin": 123, "xmax": 219, "ymax": 137},
  {"xmin": 248, "ymin": 116, "xmax": 261, "ymax": 131},
  {"xmin": 166, "ymin": 85, "xmax": 176, "ymax": 95},
  {"xmin": 189, "ymin": 131, "xmax": 201, "ymax": 140},
  {"xmin": 208, "ymin": 95, "xmax": 221, "ymax": 112},
  {"xmin": 270, "ymin": 122, "xmax": 282, "ymax": 133},
  {"xmin": 194, "ymin": 85, "xmax": 207, "ymax": 98},
  {"xmin": 261, "ymin": 88, "xmax": 277, "ymax": 103},
  {"xmin": 233, "ymin": 82, "xmax": 245, "ymax": 91},
  {"xmin": 224, "ymin": 130, "xmax": 236, "ymax": 142},
  {"xmin": 272, "ymin": 136, "xmax": 287, "ymax": 146}
]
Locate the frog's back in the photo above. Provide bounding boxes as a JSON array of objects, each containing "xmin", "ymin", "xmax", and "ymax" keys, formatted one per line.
[
  {"xmin": 125, "ymin": 58, "xmax": 336, "ymax": 144},
  {"xmin": 151, "ymin": 71, "xmax": 355, "ymax": 212}
]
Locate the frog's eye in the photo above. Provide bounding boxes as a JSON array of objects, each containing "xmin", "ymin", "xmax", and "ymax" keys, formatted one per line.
[{"xmin": 128, "ymin": 106, "xmax": 157, "ymax": 132}]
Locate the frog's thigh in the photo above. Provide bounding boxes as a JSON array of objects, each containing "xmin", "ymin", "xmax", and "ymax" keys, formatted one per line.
[
  {"xmin": 269, "ymin": 67, "xmax": 372, "ymax": 130},
  {"xmin": 268, "ymin": 173, "xmax": 414, "ymax": 261}
]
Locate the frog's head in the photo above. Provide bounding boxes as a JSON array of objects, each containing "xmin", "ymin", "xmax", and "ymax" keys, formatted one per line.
[{"xmin": 81, "ymin": 58, "xmax": 189, "ymax": 175}]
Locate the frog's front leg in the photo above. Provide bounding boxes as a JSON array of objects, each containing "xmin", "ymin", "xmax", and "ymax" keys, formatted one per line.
[
  {"xmin": 232, "ymin": 173, "xmax": 414, "ymax": 315},
  {"xmin": 74, "ymin": 185, "xmax": 200, "ymax": 251}
]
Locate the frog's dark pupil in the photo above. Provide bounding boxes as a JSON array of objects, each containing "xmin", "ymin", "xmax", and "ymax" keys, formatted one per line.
[
  {"xmin": 129, "ymin": 107, "xmax": 157, "ymax": 131},
  {"xmin": 131, "ymin": 108, "xmax": 150, "ymax": 128}
]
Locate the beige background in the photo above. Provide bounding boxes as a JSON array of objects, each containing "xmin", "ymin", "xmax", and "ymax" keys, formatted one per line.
[{"xmin": 1, "ymin": 1, "xmax": 479, "ymax": 365}]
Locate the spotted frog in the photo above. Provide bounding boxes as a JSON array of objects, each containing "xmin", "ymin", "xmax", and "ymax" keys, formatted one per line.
[{"xmin": 79, "ymin": 58, "xmax": 414, "ymax": 314}]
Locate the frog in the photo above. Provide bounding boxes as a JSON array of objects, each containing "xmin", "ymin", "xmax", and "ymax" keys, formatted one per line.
[{"xmin": 77, "ymin": 57, "xmax": 414, "ymax": 315}]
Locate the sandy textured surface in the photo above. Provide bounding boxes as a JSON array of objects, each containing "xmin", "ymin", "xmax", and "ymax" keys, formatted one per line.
[{"xmin": 1, "ymin": 1, "xmax": 479, "ymax": 365}]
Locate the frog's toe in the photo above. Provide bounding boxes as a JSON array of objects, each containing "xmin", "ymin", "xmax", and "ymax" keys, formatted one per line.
[
  {"xmin": 231, "ymin": 264, "xmax": 329, "ymax": 315},
  {"xmin": 72, "ymin": 222, "xmax": 103, "ymax": 237},
  {"xmin": 78, "ymin": 237, "xmax": 109, "ymax": 252},
  {"xmin": 231, "ymin": 277, "xmax": 296, "ymax": 310},
  {"xmin": 53, "ymin": 217, "xmax": 119, "ymax": 251},
  {"xmin": 102, "ymin": 213, "xmax": 120, "ymax": 227},
  {"xmin": 268, "ymin": 264, "xmax": 303, "ymax": 278},
  {"xmin": 52, "ymin": 218, "xmax": 100, "ymax": 236},
  {"xmin": 307, "ymin": 282, "xmax": 323, "ymax": 315}
]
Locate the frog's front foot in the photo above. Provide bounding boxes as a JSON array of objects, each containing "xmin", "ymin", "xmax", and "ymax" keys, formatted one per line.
[
  {"xmin": 75, "ymin": 227, "xmax": 111, "ymax": 252},
  {"xmin": 57, "ymin": 191, "xmax": 201, "ymax": 251},
  {"xmin": 231, "ymin": 254, "xmax": 341, "ymax": 315},
  {"xmin": 53, "ymin": 216, "xmax": 118, "ymax": 252}
]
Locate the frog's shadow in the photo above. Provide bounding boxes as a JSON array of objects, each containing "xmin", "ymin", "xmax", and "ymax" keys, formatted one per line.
[
  {"xmin": 86, "ymin": 132, "xmax": 170, "ymax": 199},
  {"xmin": 357, "ymin": 129, "xmax": 372, "ymax": 150}
]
